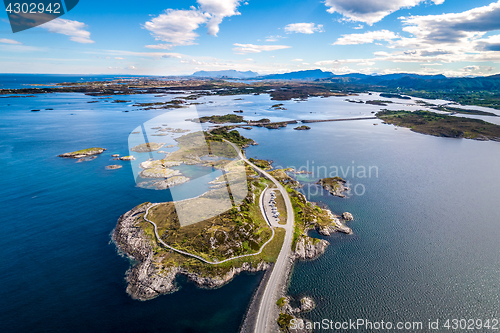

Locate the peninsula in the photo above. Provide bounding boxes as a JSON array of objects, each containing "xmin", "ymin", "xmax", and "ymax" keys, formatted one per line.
[{"xmin": 112, "ymin": 128, "xmax": 354, "ymax": 332}]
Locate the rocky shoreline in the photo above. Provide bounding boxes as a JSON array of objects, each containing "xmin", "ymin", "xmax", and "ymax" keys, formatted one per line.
[
  {"xmin": 317, "ymin": 177, "xmax": 350, "ymax": 198},
  {"xmin": 112, "ymin": 203, "xmax": 270, "ymax": 301}
]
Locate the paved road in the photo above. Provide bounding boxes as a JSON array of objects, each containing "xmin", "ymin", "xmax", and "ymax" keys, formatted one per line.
[{"xmin": 224, "ymin": 140, "xmax": 295, "ymax": 333}]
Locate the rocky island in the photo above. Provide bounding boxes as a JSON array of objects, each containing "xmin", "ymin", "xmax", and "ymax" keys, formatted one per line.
[
  {"xmin": 317, "ymin": 177, "xmax": 350, "ymax": 198},
  {"xmin": 58, "ymin": 147, "xmax": 106, "ymax": 158},
  {"xmin": 294, "ymin": 125, "xmax": 311, "ymax": 130}
]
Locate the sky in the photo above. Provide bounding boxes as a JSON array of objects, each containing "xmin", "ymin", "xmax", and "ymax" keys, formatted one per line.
[{"xmin": 1, "ymin": 0, "xmax": 500, "ymax": 76}]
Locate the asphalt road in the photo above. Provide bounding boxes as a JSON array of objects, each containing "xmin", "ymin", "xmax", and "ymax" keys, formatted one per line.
[{"xmin": 224, "ymin": 140, "xmax": 295, "ymax": 333}]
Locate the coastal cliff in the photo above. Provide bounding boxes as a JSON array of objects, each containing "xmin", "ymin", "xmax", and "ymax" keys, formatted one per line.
[{"xmin": 294, "ymin": 236, "xmax": 329, "ymax": 260}]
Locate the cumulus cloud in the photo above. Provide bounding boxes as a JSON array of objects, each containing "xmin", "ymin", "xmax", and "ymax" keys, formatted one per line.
[
  {"xmin": 0, "ymin": 38, "xmax": 22, "ymax": 45},
  {"xmin": 41, "ymin": 18, "xmax": 94, "ymax": 44},
  {"xmin": 198, "ymin": 0, "xmax": 241, "ymax": 35},
  {"xmin": 391, "ymin": 1, "xmax": 500, "ymax": 61},
  {"xmin": 334, "ymin": 30, "xmax": 399, "ymax": 45},
  {"xmin": 232, "ymin": 43, "xmax": 291, "ymax": 54},
  {"xmin": 400, "ymin": 1, "xmax": 500, "ymax": 45},
  {"xmin": 144, "ymin": 0, "xmax": 242, "ymax": 48},
  {"xmin": 144, "ymin": 9, "xmax": 209, "ymax": 48},
  {"xmin": 284, "ymin": 23, "xmax": 324, "ymax": 34},
  {"xmin": 463, "ymin": 65, "xmax": 480, "ymax": 71},
  {"xmin": 265, "ymin": 35, "xmax": 283, "ymax": 42},
  {"xmin": 324, "ymin": 0, "xmax": 444, "ymax": 25}
]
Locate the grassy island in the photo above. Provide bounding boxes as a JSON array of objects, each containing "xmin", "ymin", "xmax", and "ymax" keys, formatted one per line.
[
  {"xmin": 198, "ymin": 114, "xmax": 245, "ymax": 124},
  {"xmin": 377, "ymin": 110, "xmax": 500, "ymax": 141},
  {"xmin": 113, "ymin": 164, "xmax": 287, "ymax": 300},
  {"xmin": 317, "ymin": 177, "xmax": 350, "ymax": 198},
  {"xmin": 430, "ymin": 105, "xmax": 498, "ymax": 117},
  {"xmin": 366, "ymin": 100, "xmax": 393, "ymax": 106},
  {"xmin": 58, "ymin": 147, "xmax": 106, "ymax": 158},
  {"xmin": 294, "ymin": 125, "xmax": 311, "ymax": 130}
]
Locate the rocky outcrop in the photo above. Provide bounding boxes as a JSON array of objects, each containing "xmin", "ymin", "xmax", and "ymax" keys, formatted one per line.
[
  {"xmin": 106, "ymin": 165, "xmax": 122, "ymax": 170},
  {"xmin": 278, "ymin": 296, "xmax": 316, "ymax": 332},
  {"xmin": 131, "ymin": 143, "xmax": 165, "ymax": 153},
  {"xmin": 113, "ymin": 203, "xmax": 270, "ymax": 301},
  {"xmin": 299, "ymin": 297, "xmax": 315, "ymax": 313},
  {"xmin": 58, "ymin": 147, "xmax": 106, "ymax": 158},
  {"xmin": 316, "ymin": 209, "xmax": 353, "ymax": 235},
  {"xmin": 342, "ymin": 212, "xmax": 354, "ymax": 221},
  {"xmin": 182, "ymin": 261, "xmax": 270, "ymax": 290},
  {"xmin": 317, "ymin": 177, "xmax": 350, "ymax": 198},
  {"xmin": 294, "ymin": 236, "xmax": 329, "ymax": 260},
  {"xmin": 282, "ymin": 296, "xmax": 316, "ymax": 314}
]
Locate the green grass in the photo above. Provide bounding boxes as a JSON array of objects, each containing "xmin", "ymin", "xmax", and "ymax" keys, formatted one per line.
[
  {"xmin": 62, "ymin": 147, "xmax": 105, "ymax": 156},
  {"xmin": 198, "ymin": 114, "xmax": 245, "ymax": 124},
  {"xmin": 276, "ymin": 297, "xmax": 286, "ymax": 308},
  {"xmin": 204, "ymin": 127, "xmax": 255, "ymax": 147},
  {"xmin": 377, "ymin": 110, "xmax": 500, "ymax": 140},
  {"xmin": 248, "ymin": 157, "xmax": 272, "ymax": 170},
  {"xmin": 277, "ymin": 313, "xmax": 295, "ymax": 330}
]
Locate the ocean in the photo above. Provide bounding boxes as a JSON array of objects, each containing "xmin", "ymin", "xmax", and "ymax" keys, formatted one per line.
[{"xmin": 1, "ymin": 76, "xmax": 499, "ymax": 332}]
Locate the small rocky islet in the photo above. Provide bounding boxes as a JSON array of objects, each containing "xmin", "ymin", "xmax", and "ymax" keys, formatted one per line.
[
  {"xmin": 58, "ymin": 147, "xmax": 106, "ymax": 159},
  {"xmin": 317, "ymin": 177, "xmax": 350, "ymax": 198}
]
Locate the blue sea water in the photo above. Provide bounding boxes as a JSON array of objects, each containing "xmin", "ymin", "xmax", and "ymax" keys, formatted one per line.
[
  {"xmin": 1, "ymin": 81, "xmax": 499, "ymax": 332},
  {"xmin": 0, "ymin": 92, "xmax": 262, "ymax": 333}
]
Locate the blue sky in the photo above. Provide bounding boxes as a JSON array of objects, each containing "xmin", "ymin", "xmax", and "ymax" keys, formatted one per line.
[{"xmin": 1, "ymin": 0, "xmax": 500, "ymax": 76}]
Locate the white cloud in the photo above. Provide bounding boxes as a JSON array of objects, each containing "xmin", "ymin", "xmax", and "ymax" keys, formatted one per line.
[
  {"xmin": 334, "ymin": 30, "xmax": 399, "ymax": 45},
  {"xmin": 93, "ymin": 49, "xmax": 184, "ymax": 60},
  {"xmin": 198, "ymin": 0, "xmax": 241, "ymax": 36},
  {"xmin": 400, "ymin": 1, "xmax": 500, "ymax": 45},
  {"xmin": 292, "ymin": 58, "xmax": 303, "ymax": 62},
  {"xmin": 265, "ymin": 35, "xmax": 283, "ymax": 42},
  {"xmin": 353, "ymin": 25, "xmax": 364, "ymax": 30},
  {"xmin": 232, "ymin": 43, "xmax": 291, "ymax": 54},
  {"xmin": 144, "ymin": 0, "xmax": 242, "ymax": 49},
  {"xmin": 41, "ymin": 18, "xmax": 94, "ymax": 44},
  {"xmin": 324, "ymin": 0, "xmax": 444, "ymax": 25},
  {"xmin": 315, "ymin": 58, "xmax": 377, "ymax": 66},
  {"xmin": 463, "ymin": 65, "xmax": 480, "ymax": 71},
  {"xmin": 387, "ymin": 1, "xmax": 500, "ymax": 62},
  {"xmin": 144, "ymin": 8, "xmax": 209, "ymax": 48},
  {"xmin": 0, "ymin": 38, "xmax": 22, "ymax": 45},
  {"xmin": 284, "ymin": 23, "xmax": 324, "ymax": 34}
]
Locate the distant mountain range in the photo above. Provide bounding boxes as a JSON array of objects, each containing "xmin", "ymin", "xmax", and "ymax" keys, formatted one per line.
[
  {"xmin": 192, "ymin": 70, "xmax": 259, "ymax": 78},
  {"xmin": 256, "ymin": 69, "xmax": 448, "ymax": 81},
  {"xmin": 190, "ymin": 69, "xmax": 500, "ymax": 91}
]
